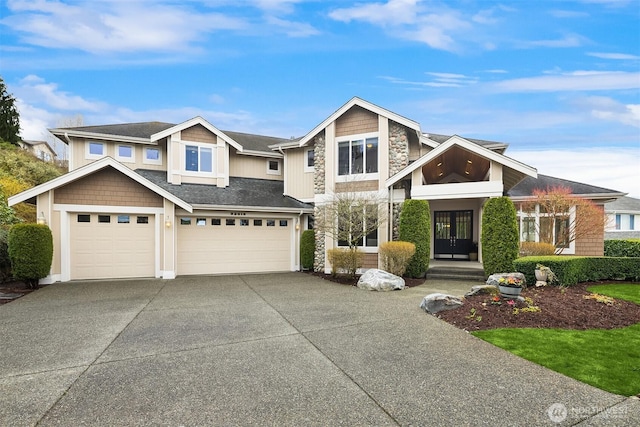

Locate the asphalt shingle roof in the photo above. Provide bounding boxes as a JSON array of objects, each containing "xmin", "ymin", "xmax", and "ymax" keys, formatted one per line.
[
  {"xmin": 425, "ymin": 133, "xmax": 507, "ymax": 149},
  {"xmin": 136, "ymin": 169, "xmax": 312, "ymax": 210},
  {"xmin": 57, "ymin": 122, "xmax": 176, "ymax": 138},
  {"xmin": 508, "ymin": 174, "xmax": 622, "ymax": 198},
  {"xmin": 605, "ymin": 196, "xmax": 640, "ymax": 212}
]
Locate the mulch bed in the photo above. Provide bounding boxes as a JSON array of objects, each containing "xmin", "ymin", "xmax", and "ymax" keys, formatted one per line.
[{"xmin": 0, "ymin": 280, "xmax": 35, "ymax": 305}]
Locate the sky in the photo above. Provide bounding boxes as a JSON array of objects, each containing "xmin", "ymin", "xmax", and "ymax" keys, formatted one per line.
[{"xmin": 1, "ymin": 0, "xmax": 639, "ymax": 198}]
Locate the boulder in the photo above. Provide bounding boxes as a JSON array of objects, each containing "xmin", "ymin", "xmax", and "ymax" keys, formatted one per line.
[
  {"xmin": 486, "ymin": 272, "xmax": 526, "ymax": 287},
  {"xmin": 357, "ymin": 269, "xmax": 405, "ymax": 291},
  {"xmin": 419, "ymin": 293, "xmax": 464, "ymax": 314},
  {"xmin": 464, "ymin": 284, "xmax": 497, "ymax": 297}
]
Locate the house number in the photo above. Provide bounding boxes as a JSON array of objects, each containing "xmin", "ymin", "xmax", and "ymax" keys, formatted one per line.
[{"xmin": 231, "ymin": 212, "xmax": 246, "ymax": 216}]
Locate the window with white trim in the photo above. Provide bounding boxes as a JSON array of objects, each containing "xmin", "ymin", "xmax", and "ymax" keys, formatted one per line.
[
  {"xmin": 86, "ymin": 141, "xmax": 105, "ymax": 159},
  {"xmin": 184, "ymin": 143, "xmax": 214, "ymax": 175},
  {"xmin": 143, "ymin": 147, "xmax": 162, "ymax": 165},
  {"xmin": 337, "ymin": 135, "xmax": 378, "ymax": 178},
  {"xmin": 517, "ymin": 204, "xmax": 575, "ymax": 253},
  {"xmin": 304, "ymin": 149, "xmax": 314, "ymax": 172},
  {"xmin": 337, "ymin": 205, "xmax": 378, "ymax": 248},
  {"xmin": 267, "ymin": 159, "xmax": 281, "ymax": 175},
  {"xmin": 116, "ymin": 145, "xmax": 135, "ymax": 163}
]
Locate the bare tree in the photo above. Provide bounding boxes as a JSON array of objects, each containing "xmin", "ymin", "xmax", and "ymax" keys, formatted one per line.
[
  {"xmin": 522, "ymin": 186, "xmax": 607, "ymax": 254},
  {"xmin": 50, "ymin": 114, "xmax": 84, "ymax": 168}
]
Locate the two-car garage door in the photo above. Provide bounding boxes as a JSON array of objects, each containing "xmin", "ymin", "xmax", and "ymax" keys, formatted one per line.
[{"xmin": 177, "ymin": 216, "xmax": 292, "ymax": 275}]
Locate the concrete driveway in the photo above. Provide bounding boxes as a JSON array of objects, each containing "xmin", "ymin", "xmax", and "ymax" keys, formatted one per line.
[{"xmin": 0, "ymin": 273, "xmax": 637, "ymax": 426}]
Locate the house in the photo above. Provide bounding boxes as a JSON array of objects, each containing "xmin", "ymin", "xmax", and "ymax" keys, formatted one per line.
[
  {"xmin": 605, "ymin": 196, "xmax": 640, "ymax": 240},
  {"xmin": 18, "ymin": 139, "xmax": 57, "ymax": 162},
  {"xmin": 8, "ymin": 97, "xmax": 625, "ymax": 283}
]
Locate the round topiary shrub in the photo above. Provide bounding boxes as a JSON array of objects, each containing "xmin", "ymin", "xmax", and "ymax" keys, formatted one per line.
[
  {"xmin": 8, "ymin": 223, "xmax": 53, "ymax": 288},
  {"xmin": 481, "ymin": 197, "xmax": 519, "ymax": 276},
  {"xmin": 398, "ymin": 199, "xmax": 431, "ymax": 278},
  {"xmin": 300, "ymin": 229, "xmax": 315, "ymax": 270}
]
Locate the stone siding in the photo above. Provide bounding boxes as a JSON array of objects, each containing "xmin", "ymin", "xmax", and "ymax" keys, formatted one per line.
[
  {"xmin": 313, "ymin": 205, "xmax": 325, "ymax": 271},
  {"xmin": 388, "ymin": 121, "xmax": 409, "ymax": 177},
  {"xmin": 313, "ymin": 133, "xmax": 326, "ymax": 194}
]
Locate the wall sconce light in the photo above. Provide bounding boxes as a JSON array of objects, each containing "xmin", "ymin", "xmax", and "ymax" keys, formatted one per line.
[
  {"xmin": 37, "ymin": 212, "xmax": 47, "ymax": 225},
  {"xmin": 165, "ymin": 216, "xmax": 172, "ymax": 228}
]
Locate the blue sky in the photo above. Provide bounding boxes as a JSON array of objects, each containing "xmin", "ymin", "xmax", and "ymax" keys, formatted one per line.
[{"xmin": 1, "ymin": 0, "xmax": 639, "ymax": 197}]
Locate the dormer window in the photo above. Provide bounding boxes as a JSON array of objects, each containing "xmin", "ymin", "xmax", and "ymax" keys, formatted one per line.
[
  {"xmin": 184, "ymin": 143, "xmax": 214, "ymax": 175},
  {"xmin": 337, "ymin": 134, "xmax": 378, "ymax": 178}
]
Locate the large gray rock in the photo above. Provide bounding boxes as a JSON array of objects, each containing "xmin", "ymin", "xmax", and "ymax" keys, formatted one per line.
[
  {"xmin": 419, "ymin": 293, "xmax": 464, "ymax": 314},
  {"xmin": 357, "ymin": 269, "xmax": 405, "ymax": 291},
  {"xmin": 464, "ymin": 284, "xmax": 497, "ymax": 297},
  {"xmin": 486, "ymin": 272, "xmax": 526, "ymax": 287}
]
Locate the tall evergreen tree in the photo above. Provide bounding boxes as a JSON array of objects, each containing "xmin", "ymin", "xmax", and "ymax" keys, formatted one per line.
[{"xmin": 0, "ymin": 77, "xmax": 21, "ymax": 146}]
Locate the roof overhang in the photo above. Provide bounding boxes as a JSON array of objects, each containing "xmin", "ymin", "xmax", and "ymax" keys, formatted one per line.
[
  {"xmin": 150, "ymin": 116, "xmax": 243, "ymax": 152},
  {"xmin": 189, "ymin": 204, "xmax": 314, "ymax": 214},
  {"xmin": 298, "ymin": 97, "xmax": 423, "ymax": 148},
  {"xmin": 386, "ymin": 135, "xmax": 537, "ymax": 188},
  {"xmin": 48, "ymin": 129, "xmax": 152, "ymax": 145},
  {"xmin": 8, "ymin": 157, "xmax": 193, "ymax": 213},
  {"xmin": 510, "ymin": 192, "xmax": 626, "ymax": 204}
]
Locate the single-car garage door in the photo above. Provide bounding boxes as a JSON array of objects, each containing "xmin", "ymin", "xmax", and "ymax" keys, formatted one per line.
[
  {"xmin": 70, "ymin": 213, "xmax": 155, "ymax": 280},
  {"xmin": 177, "ymin": 216, "xmax": 292, "ymax": 275}
]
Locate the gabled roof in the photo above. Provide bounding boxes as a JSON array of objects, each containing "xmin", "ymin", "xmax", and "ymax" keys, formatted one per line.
[
  {"xmin": 21, "ymin": 139, "xmax": 57, "ymax": 155},
  {"xmin": 298, "ymin": 97, "xmax": 422, "ymax": 147},
  {"xmin": 222, "ymin": 130, "xmax": 290, "ymax": 155},
  {"xmin": 50, "ymin": 122, "xmax": 175, "ymax": 144},
  {"xmin": 8, "ymin": 157, "xmax": 193, "ymax": 212},
  {"xmin": 136, "ymin": 169, "xmax": 313, "ymax": 212},
  {"xmin": 507, "ymin": 174, "xmax": 625, "ymax": 201},
  {"xmin": 605, "ymin": 196, "xmax": 640, "ymax": 212},
  {"xmin": 386, "ymin": 134, "xmax": 537, "ymax": 188},
  {"xmin": 150, "ymin": 117, "xmax": 243, "ymax": 152},
  {"xmin": 424, "ymin": 133, "xmax": 508, "ymax": 152}
]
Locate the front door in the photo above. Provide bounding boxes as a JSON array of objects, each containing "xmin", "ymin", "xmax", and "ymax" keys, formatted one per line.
[{"xmin": 434, "ymin": 210, "xmax": 473, "ymax": 259}]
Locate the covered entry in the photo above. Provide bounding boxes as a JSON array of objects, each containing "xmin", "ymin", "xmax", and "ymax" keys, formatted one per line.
[{"xmin": 434, "ymin": 210, "xmax": 473, "ymax": 259}]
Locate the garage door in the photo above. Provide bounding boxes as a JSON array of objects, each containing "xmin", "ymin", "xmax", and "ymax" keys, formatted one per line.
[
  {"xmin": 177, "ymin": 216, "xmax": 292, "ymax": 275},
  {"xmin": 70, "ymin": 213, "xmax": 155, "ymax": 280}
]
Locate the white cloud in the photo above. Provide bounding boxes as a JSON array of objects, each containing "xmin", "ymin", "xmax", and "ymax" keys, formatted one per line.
[
  {"xmin": 265, "ymin": 16, "xmax": 320, "ymax": 37},
  {"xmin": 16, "ymin": 75, "xmax": 105, "ymax": 112},
  {"xmin": 528, "ymin": 33, "xmax": 586, "ymax": 48},
  {"xmin": 587, "ymin": 52, "xmax": 640, "ymax": 60},
  {"xmin": 490, "ymin": 70, "xmax": 640, "ymax": 92}
]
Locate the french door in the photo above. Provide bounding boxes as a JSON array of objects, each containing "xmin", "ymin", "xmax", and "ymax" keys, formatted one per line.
[{"xmin": 434, "ymin": 210, "xmax": 473, "ymax": 259}]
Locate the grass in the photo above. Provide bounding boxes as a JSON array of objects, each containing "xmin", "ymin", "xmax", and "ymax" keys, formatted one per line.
[{"xmin": 472, "ymin": 283, "xmax": 640, "ymax": 396}]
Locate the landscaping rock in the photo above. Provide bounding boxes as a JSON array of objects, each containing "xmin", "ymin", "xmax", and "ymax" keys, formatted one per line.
[
  {"xmin": 464, "ymin": 284, "xmax": 497, "ymax": 297},
  {"xmin": 486, "ymin": 272, "xmax": 526, "ymax": 287},
  {"xmin": 419, "ymin": 293, "xmax": 464, "ymax": 314},
  {"xmin": 357, "ymin": 269, "xmax": 405, "ymax": 291}
]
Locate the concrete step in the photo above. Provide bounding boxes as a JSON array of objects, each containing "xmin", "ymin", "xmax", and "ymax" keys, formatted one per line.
[{"xmin": 426, "ymin": 265, "xmax": 486, "ymax": 282}]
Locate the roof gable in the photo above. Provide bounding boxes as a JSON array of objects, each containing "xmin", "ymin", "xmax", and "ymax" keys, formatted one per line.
[{"xmin": 151, "ymin": 117, "xmax": 243, "ymax": 152}]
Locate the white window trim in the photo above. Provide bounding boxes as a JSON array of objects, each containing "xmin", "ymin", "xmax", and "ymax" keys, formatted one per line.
[
  {"xmin": 143, "ymin": 147, "xmax": 162, "ymax": 166},
  {"xmin": 304, "ymin": 149, "xmax": 314, "ymax": 173},
  {"xmin": 335, "ymin": 131, "xmax": 379, "ymax": 182},
  {"xmin": 267, "ymin": 159, "xmax": 281, "ymax": 176},
  {"xmin": 182, "ymin": 141, "xmax": 216, "ymax": 177},
  {"xmin": 517, "ymin": 204, "xmax": 576, "ymax": 255},
  {"xmin": 115, "ymin": 144, "xmax": 135, "ymax": 163},
  {"xmin": 85, "ymin": 141, "xmax": 105, "ymax": 160}
]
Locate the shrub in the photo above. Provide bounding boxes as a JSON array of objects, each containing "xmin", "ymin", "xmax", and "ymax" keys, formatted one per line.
[
  {"xmin": 379, "ymin": 241, "xmax": 416, "ymax": 276},
  {"xmin": 481, "ymin": 197, "xmax": 519, "ymax": 276},
  {"xmin": 0, "ymin": 227, "xmax": 11, "ymax": 282},
  {"xmin": 519, "ymin": 242, "xmax": 556, "ymax": 257},
  {"xmin": 514, "ymin": 256, "xmax": 640, "ymax": 286},
  {"xmin": 327, "ymin": 247, "xmax": 363, "ymax": 279},
  {"xmin": 300, "ymin": 230, "xmax": 315, "ymax": 270},
  {"xmin": 398, "ymin": 199, "xmax": 430, "ymax": 278},
  {"xmin": 604, "ymin": 239, "xmax": 640, "ymax": 257},
  {"xmin": 8, "ymin": 223, "xmax": 53, "ymax": 288}
]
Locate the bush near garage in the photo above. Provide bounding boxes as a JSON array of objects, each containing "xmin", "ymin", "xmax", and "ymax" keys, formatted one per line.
[
  {"xmin": 481, "ymin": 197, "xmax": 519, "ymax": 276},
  {"xmin": 327, "ymin": 247, "xmax": 363, "ymax": 279},
  {"xmin": 300, "ymin": 229, "xmax": 315, "ymax": 270},
  {"xmin": 604, "ymin": 239, "xmax": 640, "ymax": 257},
  {"xmin": 398, "ymin": 199, "xmax": 430, "ymax": 278},
  {"xmin": 8, "ymin": 223, "xmax": 53, "ymax": 288},
  {"xmin": 514, "ymin": 256, "xmax": 640, "ymax": 286},
  {"xmin": 379, "ymin": 241, "xmax": 416, "ymax": 277}
]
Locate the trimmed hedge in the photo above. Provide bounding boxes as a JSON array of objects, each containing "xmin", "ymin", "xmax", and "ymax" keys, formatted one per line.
[
  {"xmin": 8, "ymin": 223, "xmax": 53, "ymax": 288},
  {"xmin": 379, "ymin": 241, "xmax": 416, "ymax": 277},
  {"xmin": 604, "ymin": 239, "xmax": 640, "ymax": 257},
  {"xmin": 300, "ymin": 229, "xmax": 315, "ymax": 270},
  {"xmin": 481, "ymin": 197, "xmax": 519, "ymax": 276},
  {"xmin": 514, "ymin": 256, "xmax": 640, "ymax": 286},
  {"xmin": 398, "ymin": 199, "xmax": 430, "ymax": 278}
]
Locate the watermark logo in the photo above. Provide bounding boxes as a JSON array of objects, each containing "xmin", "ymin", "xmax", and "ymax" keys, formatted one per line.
[{"xmin": 547, "ymin": 403, "xmax": 568, "ymax": 423}]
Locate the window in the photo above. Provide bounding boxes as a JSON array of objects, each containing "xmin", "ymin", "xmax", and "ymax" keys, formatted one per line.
[
  {"xmin": 226, "ymin": 219, "xmax": 235, "ymax": 226},
  {"xmin": 338, "ymin": 136, "xmax": 378, "ymax": 177},
  {"xmin": 116, "ymin": 145, "xmax": 134, "ymax": 162},
  {"xmin": 615, "ymin": 214, "xmax": 621, "ymax": 230},
  {"xmin": 117, "ymin": 215, "xmax": 130, "ymax": 224},
  {"xmin": 211, "ymin": 218, "xmax": 221, "ymax": 225},
  {"xmin": 307, "ymin": 216, "xmax": 314, "ymax": 230},
  {"xmin": 279, "ymin": 220, "xmax": 288, "ymax": 227},
  {"xmin": 337, "ymin": 206, "xmax": 378, "ymax": 248},
  {"xmin": 98, "ymin": 215, "xmax": 111, "ymax": 223},
  {"xmin": 196, "ymin": 218, "xmax": 206, "ymax": 226},
  {"xmin": 305, "ymin": 149, "xmax": 314, "ymax": 172},
  {"xmin": 185, "ymin": 144, "xmax": 213, "ymax": 174},
  {"xmin": 267, "ymin": 160, "xmax": 281, "ymax": 175},
  {"xmin": 144, "ymin": 147, "xmax": 162, "ymax": 165},
  {"xmin": 240, "ymin": 219, "xmax": 249, "ymax": 226},
  {"xmin": 86, "ymin": 142, "xmax": 105, "ymax": 159},
  {"xmin": 77, "ymin": 214, "xmax": 91, "ymax": 223},
  {"xmin": 517, "ymin": 204, "xmax": 575, "ymax": 254},
  {"xmin": 137, "ymin": 216, "xmax": 149, "ymax": 224},
  {"xmin": 266, "ymin": 220, "xmax": 275, "ymax": 227},
  {"xmin": 254, "ymin": 219, "xmax": 262, "ymax": 226},
  {"xmin": 180, "ymin": 218, "xmax": 192, "ymax": 225},
  {"xmin": 631, "ymin": 215, "xmax": 636, "ymax": 230}
]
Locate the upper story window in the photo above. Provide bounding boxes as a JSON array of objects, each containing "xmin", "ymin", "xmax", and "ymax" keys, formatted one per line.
[
  {"xmin": 305, "ymin": 149, "xmax": 314, "ymax": 172},
  {"xmin": 116, "ymin": 145, "xmax": 135, "ymax": 163},
  {"xmin": 143, "ymin": 147, "xmax": 162, "ymax": 166},
  {"xmin": 267, "ymin": 159, "xmax": 281, "ymax": 175},
  {"xmin": 184, "ymin": 143, "xmax": 214, "ymax": 175},
  {"xmin": 337, "ymin": 134, "xmax": 378, "ymax": 178},
  {"xmin": 86, "ymin": 141, "xmax": 105, "ymax": 160}
]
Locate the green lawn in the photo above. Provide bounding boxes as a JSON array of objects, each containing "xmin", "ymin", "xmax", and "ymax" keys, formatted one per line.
[{"xmin": 472, "ymin": 283, "xmax": 640, "ymax": 396}]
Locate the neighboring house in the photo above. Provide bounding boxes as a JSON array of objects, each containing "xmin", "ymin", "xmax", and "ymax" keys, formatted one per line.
[
  {"xmin": 9, "ymin": 97, "xmax": 625, "ymax": 283},
  {"xmin": 19, "ymin": 139, "xmax": 57, "ymax": 162},
  {"xmin": 605, "ymin": 196, "xmax": 640, "ymax": 240}
]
